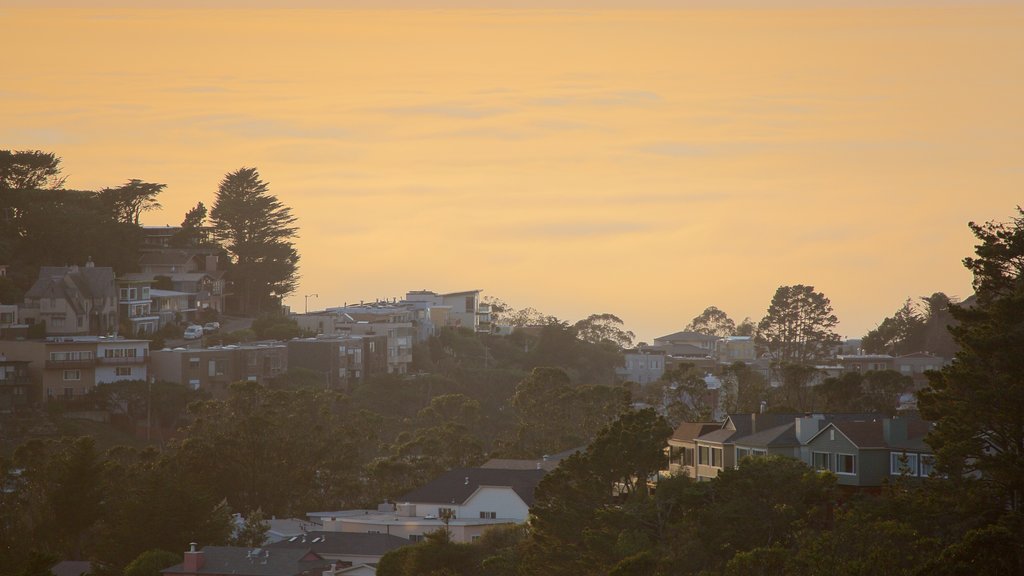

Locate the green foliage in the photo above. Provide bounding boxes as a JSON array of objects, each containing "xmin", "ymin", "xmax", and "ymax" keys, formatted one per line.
[
  {"xmin": 170, "ymin": 202, "xmax": 210, "ymax": 247},
  {"xmin": 573, "ymin": 313, "xmax": 635, "ymax": 349},
  {"xmin": 250, "ymin": 314, "xmax": 301, "ymax": 340},
  {"xmin": 648, "ymin": 364, "xmax": 714, "ymax": 425},
  {"xmin": 229, "ymin": 509, "xmax": 269, "ymax": 548},
  {"xmin": 685, "ymin": 305, "xmax": 736, "ymax": 337},
  {"xmin": 720, "ymin": 361, "xmax": 769, "ymax": 414},
  {"xmin": 0, "ymin": 150, "xmax": 64, "ymax": 190},
  {"xmin": 919, "ymin": 208, "xmax": 1024, "ymax": 511},
  {"xmin": 510, "ymin": 367, "xmax": 629, "ymax": 457},
  {"xmin": 816, "ymin": 370, "xmax": 909, "ymax": 414},
  {"xmin": 757, "ymin": 284, "xmax": 840, "ymax": 364},
  {"xmin": 98, "ymin": 180, "xmax": 164, "ymax": 225},
  {"xmin": 123, "ymin": 550, "xmax": 181, "ymax": 576},
  {"xmin": 861, "ymin": 298, "xmax": 926, "ymax": 355},
  {"xmin": 210, "ymin": 167, "xmax": 299, "ymax": 315}
]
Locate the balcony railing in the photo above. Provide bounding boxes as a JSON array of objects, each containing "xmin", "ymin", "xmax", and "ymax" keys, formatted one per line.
[
  {"xmin": 98, "ymin": 355, "xmax": 149, "ymax": 365},
  {"xmin": 45, "ymin": 358, "xmax": 96, "ymax": 369}
]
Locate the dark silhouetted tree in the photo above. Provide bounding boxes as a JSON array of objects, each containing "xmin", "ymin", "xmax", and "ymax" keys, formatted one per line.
[
  {"xmin": 0, "ymin": 150, "xmax": 64, "ymax": 190},
  {"xmin": 686, "ymin": 306, "xmax": 736, "ymax": 337},
  {"xmin": 210, "ymin": 167, "xmax": 299, "ymax": 315},
  {"xmin": 758, "ymin": 285, "xmax": 840, "ymax": 364},
  {"xmin": 919, "ymin": 208, "xmax": 1024, "ymax": 513},
  {"xmin": 99, "ymin": 179, "xmax": 164, "ymax": 225}
]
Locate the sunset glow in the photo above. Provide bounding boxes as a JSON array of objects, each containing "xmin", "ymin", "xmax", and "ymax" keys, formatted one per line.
[{"xmin": 3, "ymin": 2, "xmax": 1022, "ymax": 342}]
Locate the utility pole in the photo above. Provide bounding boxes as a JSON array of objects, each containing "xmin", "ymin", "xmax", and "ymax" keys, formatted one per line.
[{"xmin": 304, "ymin": 293, "xmax": 318, "ymax": 314}]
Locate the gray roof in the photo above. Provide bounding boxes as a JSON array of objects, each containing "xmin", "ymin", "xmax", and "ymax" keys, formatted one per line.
[
  {"xmin": 266, "ymin": 531, "xmax": 410, "ymax": 557},
  {"xmin": 51, "ymin": 561, "xmax": 92, "ymax": 576},
  {"xmin": 654, "ymin": 330, "xmax": 719, "ymax": 343},
  {"xmin": 399, "ymin": 467, "xmax": 546, "ymax": 507},
  {"xmin": 733, "ymin": 422, "xmax": 799, "ymax": 448},
  {"xmin": 26, "ymin": 266, "xmax": 115, "ymax": 308},
  {"xmin": 162, "ymin": 547, "xmax": 330, "ymax": 576}
]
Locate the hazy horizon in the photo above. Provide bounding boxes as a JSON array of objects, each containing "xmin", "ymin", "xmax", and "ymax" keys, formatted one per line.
[{"xmin": 2, "ymin": 3, "xmax": 1021, "ymax": 343}]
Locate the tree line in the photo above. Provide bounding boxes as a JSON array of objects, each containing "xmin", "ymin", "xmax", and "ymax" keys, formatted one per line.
[{"xmin": 0, "ymin": 150, "xmax": 298, "ymax": 316}]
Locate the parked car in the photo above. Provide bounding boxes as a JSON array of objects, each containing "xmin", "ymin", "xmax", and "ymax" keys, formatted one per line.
[
  {"xmin": 183, "ymin": 325, "xmax": 204, "ymax": 340},
  {"xmin": 203, "ymin": 322, "xmax": 220, "ymax": 334}
]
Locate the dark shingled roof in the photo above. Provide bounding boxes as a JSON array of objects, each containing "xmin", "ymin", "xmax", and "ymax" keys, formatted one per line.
[
  {"xmin": 162, "ymin": 547, "xmax": 330, "ymax": 576},
  {"xmin": 266, "ymin": 531, "xmax": 409, "ymax": 557},
  {"xmin": 654, "ymin": 330, "xmax": 719, "ymax": 342},
  {"xmin": 26, "ymin": 266, "xmax": 115, "ymax": 308},
  {"xmin": 51, "ymin": 561, "xmax": 92, "ymax": 576},
  {"xmin": 399, "ymin": 467, "xmax": 546, "ymax": 507},
  {"xmin": 670, "ymin": 422, "xmax": 722, "ymax": 443},
  {"xmin": 733, "ymin": 422, "xmax": 799, "ymax": 448}
]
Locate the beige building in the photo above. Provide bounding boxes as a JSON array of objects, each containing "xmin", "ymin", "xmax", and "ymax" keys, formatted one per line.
[
  {"xmin": 21, "ymin": 263, "xmax": 118, "ymax": 336},
  {"xmin": 150, "ymin": 342, "xmax": 287, "ymax": 397},
  {"xmin": 0, "ymin": 336, "xmax": 149, "ymax": 400}
]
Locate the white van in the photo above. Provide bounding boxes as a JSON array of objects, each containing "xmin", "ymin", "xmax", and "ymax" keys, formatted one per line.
[{"xmin": 183, "ymin": 325, "xmax": 204, "ymax": 340}]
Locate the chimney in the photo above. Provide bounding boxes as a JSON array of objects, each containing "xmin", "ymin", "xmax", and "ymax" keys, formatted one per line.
[
  {"xmin": 795, "ymin": 416, "xmax": 823, "ymax": 444},
  {"xmin": 883, "ymin": 417, "xmax": 907, "ymax": 444},
  {"xmin": 183, "ymin": 543, "xmax": 205, "ymax": 572}
]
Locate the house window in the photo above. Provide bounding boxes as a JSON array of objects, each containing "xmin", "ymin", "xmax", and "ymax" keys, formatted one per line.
[
  {"xmin": 369, "ymin": 341, "xmax": 375, "ymax": 352},
  {"xmin": 115, "ymin": 367, "xmax": 132, "ymax": 377},
  {"xmin": 189, "ymin": 357, "xmax": 200, "ymax": 369},
  {"xmin": 683, "ymin": 447, "xmax": 695, "ymax": 467},
  {"xmin": 812, "ymin": 452, "xmax": 831, "ymax": 471},
  {"xmin": 479, "ymin": 511, "xmax": 496, "ymax": 519},
  {"xmin": 63, "ymin": 370, "xmax": 81, "ymax": 381},
  {"xmin": 465, "ymin": 296, "xmax": 474, "ymax": 313},
  {"xmin": 751, "ymin": 449, "xmax": 767, "ymax": 457},
  {"xmin": 0, "ymin": 311, "xmax": 14, "ymax": 324},
  {"xmin": 736, "ymin": 448, "xmax": 750, "ymax": 461},
  {"xmin": 438, "ymin": 507, "xmax": 455, "ymax": 519},
  {"xmin": 698, "ymin": 445, "xmax": 710, "ymax": 465},
  {"xmin": 409, "ymin": 534, "xmax": 424, "ymax": 543},
  {"xmin": 890, "ymin": 452, "xmax": 919, "ymax": 476},
  {"xmin": 208, "ymin": 358, "xmax": 226, "ymax": 377},
  {"xmin": 919, "ymin": 454, "xmax": 936, "ymax": 477},
  {"xmin": 710, "ymin": 448, "xmax": 723, "ymax": 468},
  {"xmin": 835, "ymin": 454, "xmax": 857, "ymax": 475}
]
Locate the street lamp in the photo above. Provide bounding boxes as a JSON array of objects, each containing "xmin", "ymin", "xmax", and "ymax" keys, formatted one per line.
[{"xmin": 304, "ymin": 293, "xmax": 319, "ymax": 314}]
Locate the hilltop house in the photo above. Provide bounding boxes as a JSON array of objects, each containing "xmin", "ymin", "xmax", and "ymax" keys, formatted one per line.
[{"xmin": 21, "ymin": 262, "xmax": 118, "ymax": 336}]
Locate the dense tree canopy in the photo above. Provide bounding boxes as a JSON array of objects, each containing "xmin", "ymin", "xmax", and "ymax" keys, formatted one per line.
[
  {"xmin": 757, "ymin": 284, "xmax": 840, "ymax": 364},
  {"xmin": 0, "ymin": 149, "xmax": 65, "ymax": 190},
  {"xmin": 685, "ymin": 305, "xmax": 736, "ymax": 337},
  {"xmin": 920, "ymin": 208, "xmax": 1024, "ymax": 513},
  {"xmin": 210, "ymin": 167, "xmax": 299, "ymax": 315}
]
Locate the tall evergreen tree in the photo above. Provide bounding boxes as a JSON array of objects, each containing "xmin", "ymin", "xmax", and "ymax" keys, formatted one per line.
[
  {"xmin": 210, "ymin": 167, "xmax": 299, "ymax": 315},
  {"xmin": 757, "ymin": 284, "xmax": 840, "ymax": 364},
  {"xmin": 919, "ymin": 208, "xmax": 1024, "ymax": 513}
]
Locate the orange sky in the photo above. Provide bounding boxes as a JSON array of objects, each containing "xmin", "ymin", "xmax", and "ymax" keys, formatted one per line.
[{"xmin": 2, "ymin": 3, "xmax": 1021, "ymax": 343}]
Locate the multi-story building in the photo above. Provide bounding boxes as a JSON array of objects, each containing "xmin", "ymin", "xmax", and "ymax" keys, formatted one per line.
[
  {"xmin": 287, "ymin": 335, "xmax": 388, "ymax": 390},
  {"xmin": 21, "ymin": 262, "xmax": 118, "ymax": 336},
  {"xmin": 150, "ymin": 342, "xmax": 287, "ymax": 397},
  {"xmin": 617, "ymin": 348, "xmax": 666, "ymax": 385},
  {"xmin": 404, "ymin": 290, "xmax": 485, "ymax": 333},
  {"xmin": 299, "ymin": 303, "xmax": 415, "ymax": 375},
  {"xmin": 117, "ymin": 278, "xmax": 160, "ymax": 336},
  {"xmin": 0, "ymin": 356, "xmax": 32, "ymax": 411},
  {"xmin": 0, "ymin": 337, "xmax": 149, "ymax": 400}
]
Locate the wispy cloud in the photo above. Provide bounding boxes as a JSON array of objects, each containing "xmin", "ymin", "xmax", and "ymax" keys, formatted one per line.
[
  {"xmin": 529, "ymin": 90, "xmax": 661, "ymax": 108},
  {"xmin": 372, "ymin": 103, "xmax": 509, "ymax": 119}
]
